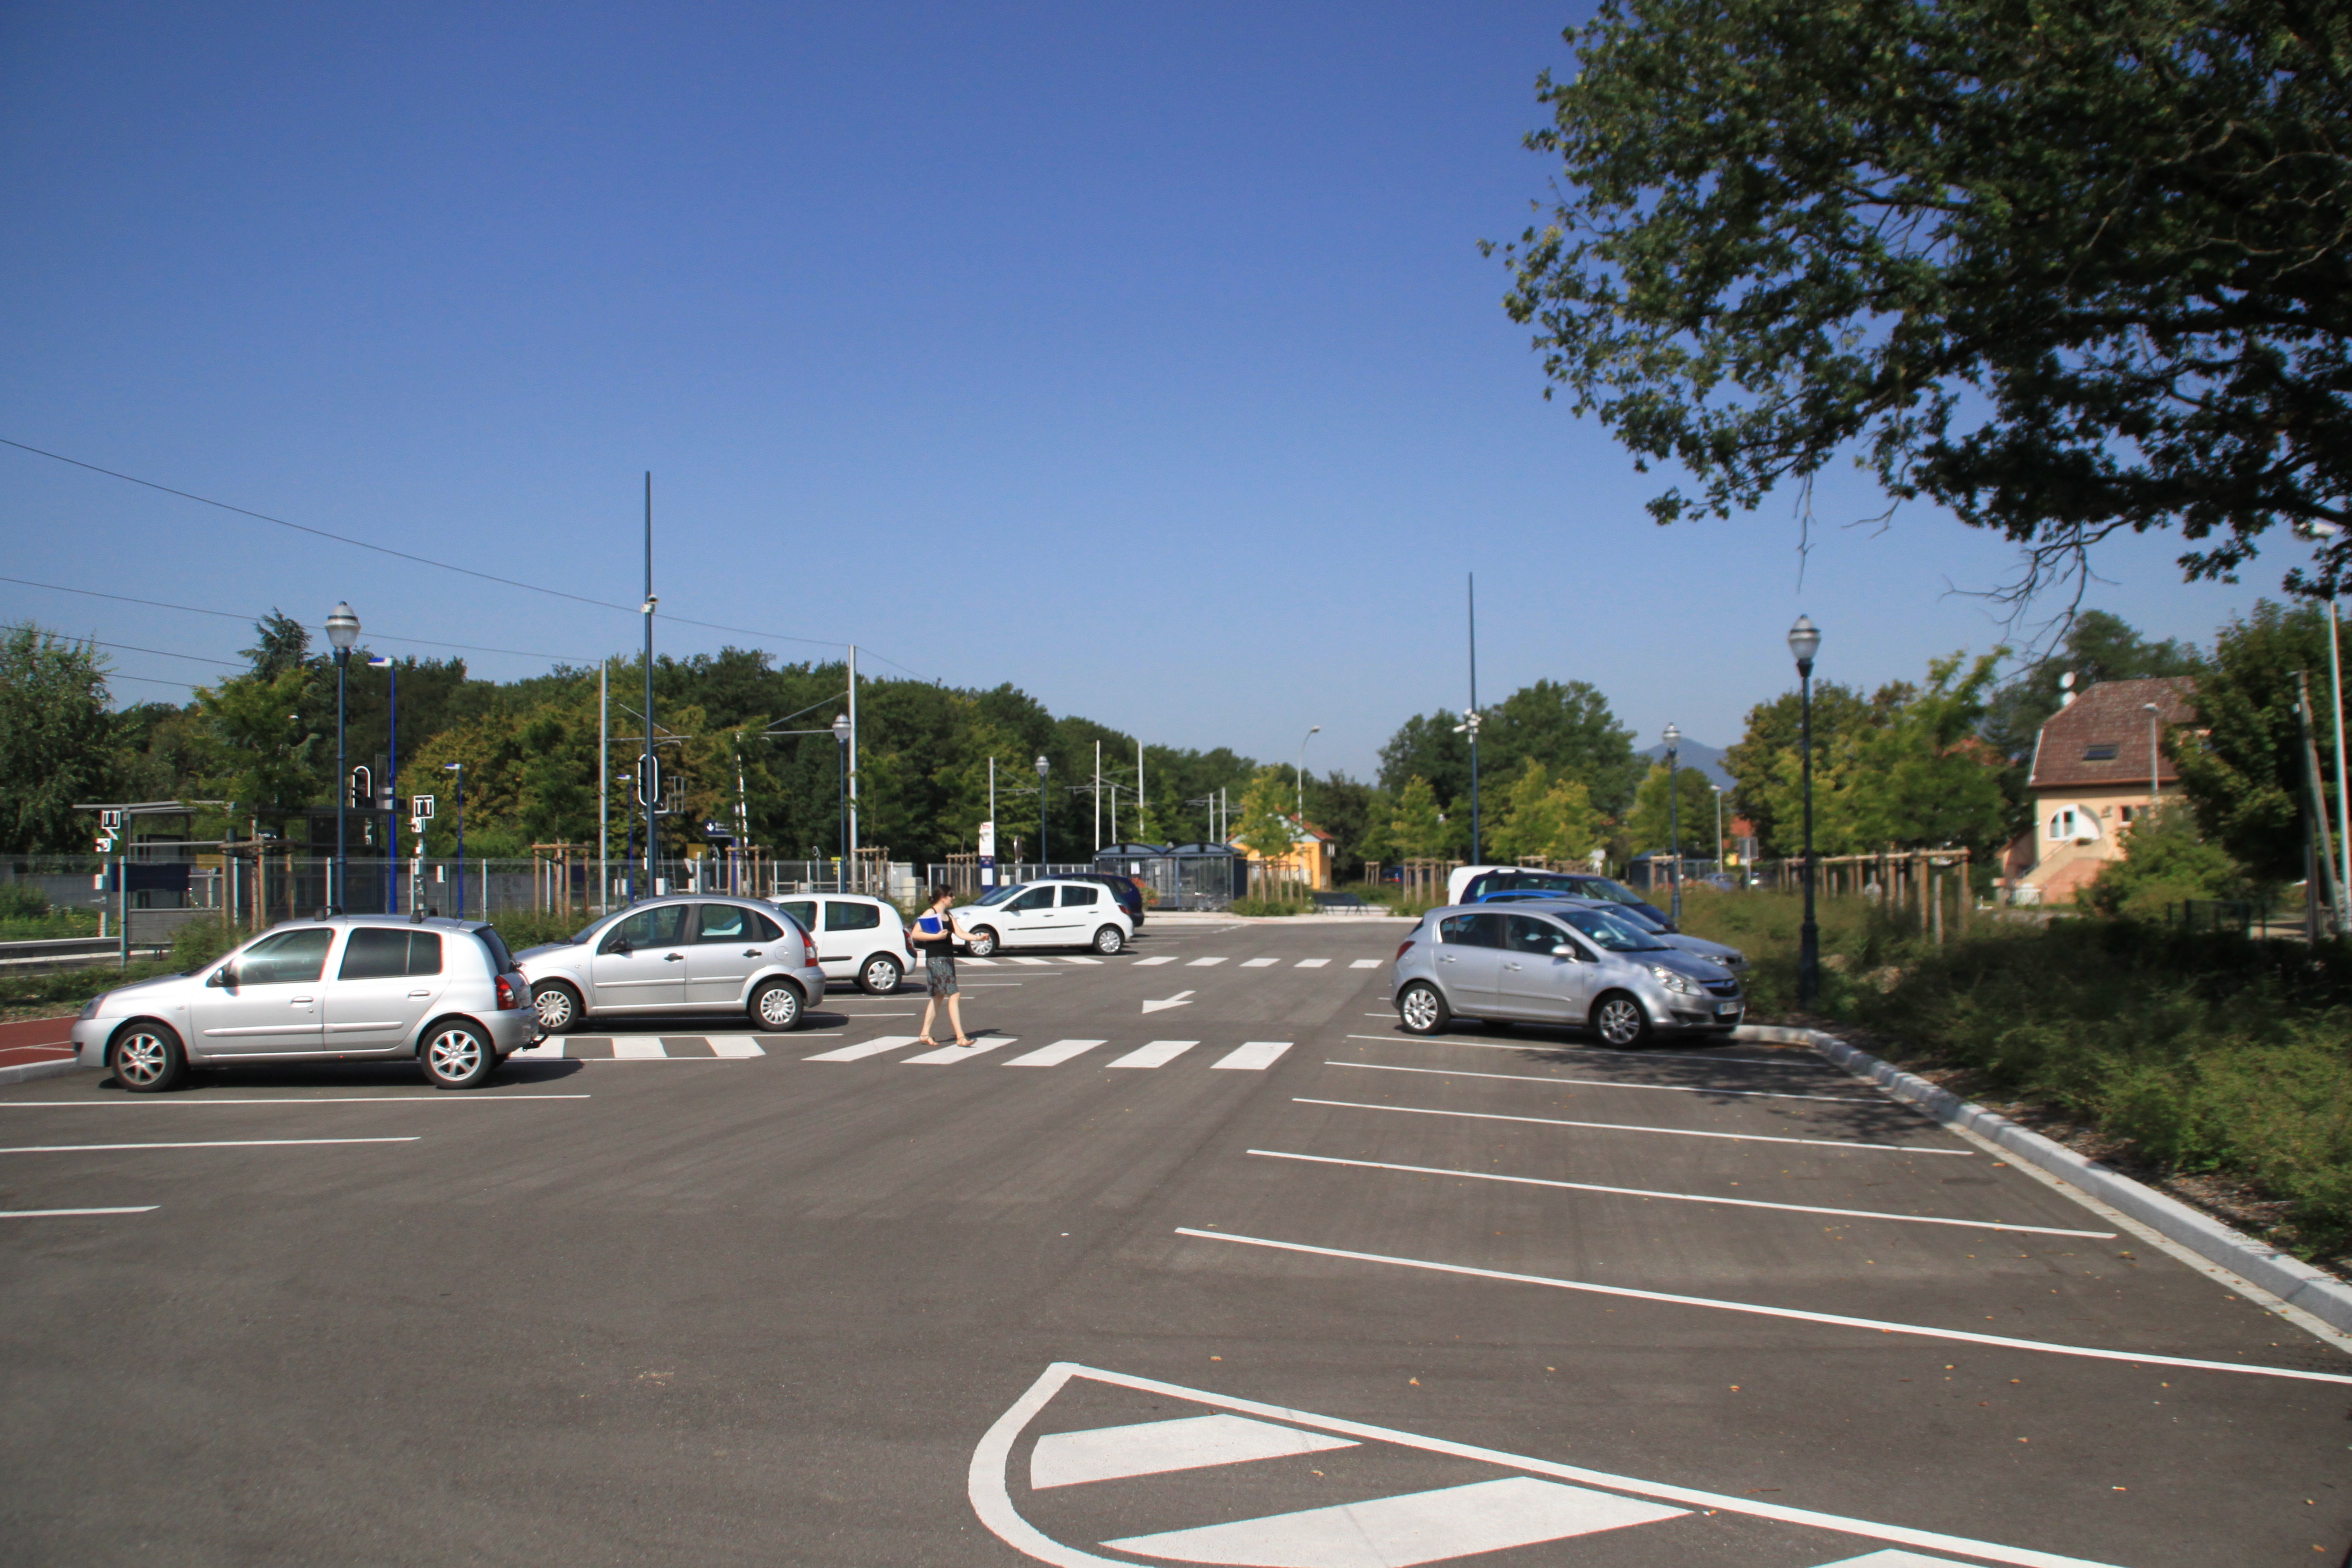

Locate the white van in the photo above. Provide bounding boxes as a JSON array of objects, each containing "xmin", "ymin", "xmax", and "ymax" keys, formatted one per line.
[{"xmin": 771, "ymin": 893, "xmax": 911, "ymax": 994}]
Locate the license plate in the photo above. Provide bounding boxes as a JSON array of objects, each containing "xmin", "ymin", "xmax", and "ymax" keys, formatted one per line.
[{"xmin": 1716, "ymin": 1003, "xmax": 1741, "ymax": 1017}]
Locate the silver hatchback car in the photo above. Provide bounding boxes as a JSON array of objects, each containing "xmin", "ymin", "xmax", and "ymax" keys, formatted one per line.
[
  {"xmin": 1390, "ymin": 903, "xmax": 1744, "ymax": 1046},
  {"xmin": 515, "ymin": 895, "xmax": 828, "ymax": 1034},
  {"xmin": 73, "ymin": 915, "xmax": 541, "ymax": 1093}
]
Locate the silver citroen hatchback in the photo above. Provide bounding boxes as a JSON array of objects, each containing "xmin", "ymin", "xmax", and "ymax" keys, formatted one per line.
[
  {"xmin": 1389, "ymin": 902, "xmax": 1744, "ymax": 1046},
  {"xmin": 73, "ymin": 914, "xmax": 542, "ymax": 1093},
  {"xmin": 514, "ymin": 895, "xmax": 827, "ymax": 1034}
]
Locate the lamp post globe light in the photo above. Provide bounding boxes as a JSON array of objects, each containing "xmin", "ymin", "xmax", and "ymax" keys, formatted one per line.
[
  {"xmin": 1036, "ymin": 754, "xmax": 1050, "ymax": 870},
  {"xmin": 1788, "ymin": 616, "xmax": 1822, "ymax": 1008},
  {"xmin": 324, "ymin": 602, "xmax": 361, "ymax": 912},
  {"xmin": 1661, "ymin": 722, "xmax": 1683, "ymax": 924},
  {"xmin": 832, "ymin": 714, "xmax": 851, "ymax": 890}
]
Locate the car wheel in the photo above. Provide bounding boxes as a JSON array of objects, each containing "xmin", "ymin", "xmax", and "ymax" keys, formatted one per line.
[
  {"xmin": 859, "ymin": 954, "xmax": 902, "ymax": 995},
  {"xmin": 532, "ymin": 981, "xmax": 583, "ymax": 1034},
  {"xmin": 421, "ymin": 1021, "xmax": 494, "ymax": 1089},
  {"xmin": 1591, "ymin": 992, "xmax": 1652, "ymax": 1048},
  {"xmin": 1092, "ymin": 924, "xmax": 1125, "ymax": 955},
  {"xmin": 1397, "ymin": 982, "xmax": 1449, "ymax": 1036},
  {"xmin": 110, "ymin": 1021, "xmax": 186, "ymax": 1094},
  {"xmin": 750, "ymin": 979, "xmax": 804, "ymax": 1030},
  {"xmin": 967, "ymin": 927, "xmax": 999, "ymax": 957}
]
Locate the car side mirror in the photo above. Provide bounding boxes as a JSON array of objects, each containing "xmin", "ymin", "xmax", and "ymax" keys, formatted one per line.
[
  {"xmin": 606, "ymin": 939, "xmax": 631, "ymax": 957},
  {"xmin": 1551, "ymin": 945, "xmax": 1580, "ymax": 961},
  {"xmin": 208, "ymin": 965, "xmax": 234, "ymax": 988}
]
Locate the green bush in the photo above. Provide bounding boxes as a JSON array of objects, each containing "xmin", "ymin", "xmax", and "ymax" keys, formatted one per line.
[
  {"xmin": 0, "ymin": 883, "xmax": 51, "ymax": 921},
  {"xmin": 1232, "ymin": 895, "xmax": 1313, "ymax": 917},
  {"xmin": 170, "ymin": 919, "xmax": 242, "ymax": 972}
]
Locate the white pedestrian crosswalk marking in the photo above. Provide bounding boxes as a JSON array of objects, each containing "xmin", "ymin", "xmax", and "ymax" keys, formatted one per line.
[
  {"xmin": 1008, "ymin": 957, "xmax": 1051, "ymax": 966},
  {"xmin": 1005, "ymin": 1039, "xmax": 1105, "ymax": 1067},
  {"xmin": 962, "ymin": 956, "xmax": 1000, "ymax": 966},
  {"xmin": 1212, "ymin": 1042, "xmax": 1291, "ymax": 1071},
  {"xmin": 1109, "ymin": 1040, "xmax": 1197, "ymax": 1068},
  {"xmin": 1350, "ymin": 958, "xmax": 1380, "ymax": 969},
  {"xmin": 805, "ymin": 1035, "xmax": 922, "ymax": 1062},
  {"xmin": 1241, "ymin": 957, "xmax": 1279, "ymax": 968},
  {"xmin": 1133, "ymin": 955, "xmax": 1177, "ymax": 966},
  {"xmin": 1294, "ymin": 958, "xmax": 1328, "ymax": 968},
  {"xmin": 1187, "ymin": 957, "xmax": 1229, "ymax": 967},
  {"xmin": 706, "ymin": 1037, "xmax": 766, "ymax": 1058},
  {"xmin": 609, "ymin": 1040, "xmax": 667, "ymax": 1059},
  {"xmin": 1811, "ymin": 1554, "xmax": 1976, "ymax": 1568},
  {"xmin": 1061, "ymin": 956, "xmax": 1103, "ymax": 965},
  {"xmin": 1030, "ymin": 1414, "xmax": 1354, "ymax": 1490},
  {"xmin": 904, "ymin": 1037, "xmax": 1016, "ymax": 1064},
  {"xmin": 1102, "ymin": 1476, "xmax": 1686, "ymax": 1567}
]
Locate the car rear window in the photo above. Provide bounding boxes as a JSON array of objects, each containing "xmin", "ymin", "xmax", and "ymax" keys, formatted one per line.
[
  {"xmin": 1059, "ymin": 885, "xmax": 1098, "ymax": 907},
  {"xmin": 471, "ymin": 925, "xmax": 516, "ymax": 972},
  {"xmin": 825, "ymin": 901, "xmax": 882, "ymax": 931},
  {"xmin": 338, "ymin": 928, "xmax": 444, "ymax": 980}
]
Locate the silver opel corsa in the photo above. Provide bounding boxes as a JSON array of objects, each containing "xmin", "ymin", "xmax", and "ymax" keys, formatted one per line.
[
  {"xmin": 73, "ymin": 914, "xmax": 542, "ymax": 1093},
  {"xmin": 514, "ymin": 895, "xmax": 828, "ymax": 1034},
  {"xmin": 1389, "ymin": 903, "xmax": 1745, "ymax": 1046}
]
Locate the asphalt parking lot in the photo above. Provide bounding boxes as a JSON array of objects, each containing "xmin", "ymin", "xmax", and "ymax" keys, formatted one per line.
[{"xmin": 2, "ymin": 916, "xmax": 2345, "ymax": 1566}]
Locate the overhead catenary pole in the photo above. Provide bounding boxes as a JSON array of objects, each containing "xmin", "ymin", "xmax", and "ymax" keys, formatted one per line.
[
  {"xmin": 598, "ymin": 661, "xmax": 608, "ymax": 912},
  {"xmin": 642, "ymin": 472, "xmax": 657, "ymax": 899},
  {"xmin": 1137, "ymin": 740, "xmax": 1146, "ymax": 843},
  {"xmin": 1094, "ymin": 739, "xmax": 1102, "ymax": 853},
  {"xmin": 1467, "ymin": 575, "xmax": 1481, "ymax": 862},
  {"xmin": 847, "ymin": 644, "xmax": 860, "ymax": 889}
]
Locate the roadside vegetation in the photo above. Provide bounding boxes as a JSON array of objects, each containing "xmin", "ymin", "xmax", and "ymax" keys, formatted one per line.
[{"xmin": 1675, "ymin": 887, "xmax": 2352, "ymax": 1268}]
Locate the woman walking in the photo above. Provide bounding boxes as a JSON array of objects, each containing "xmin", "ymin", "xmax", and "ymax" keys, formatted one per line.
[{"xmin": 911, "ymin": 887, "xmax": 976, "ymax": 1047}]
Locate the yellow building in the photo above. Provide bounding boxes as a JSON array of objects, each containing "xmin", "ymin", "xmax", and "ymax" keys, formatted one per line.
[
  {"xmin": 1234, "ymin": 819, "xmax": 1339, "ymax": 891},
  {"xmin": 2008, "ymin": 676, "xmax": 2195, "ymax": 905}
]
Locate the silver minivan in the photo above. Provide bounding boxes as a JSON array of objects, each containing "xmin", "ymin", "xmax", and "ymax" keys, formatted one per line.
[
  {"xmin": 1389, "ymin": 903, "xmax": 1743, "ymax": 1046},
  {"xmin": 515, "ymin": 895, "xmax": 829, "ymax": 1033},
  {"xmin": 73, "ymin": 914, "xmax": 541, "ymax": 1093}
]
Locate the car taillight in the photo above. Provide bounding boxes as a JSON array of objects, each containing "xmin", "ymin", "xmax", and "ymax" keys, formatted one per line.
[
  {"xmin": 1395, "ymin": 939, "xmax": 1414, "ymax": 959},
  {"xmin": 803, "ymin": 935, "xmax": 819, "ymax": 964},
  {"xmin": 495, "ymin": 974, "xmax": 520, "ymax": 1010}
]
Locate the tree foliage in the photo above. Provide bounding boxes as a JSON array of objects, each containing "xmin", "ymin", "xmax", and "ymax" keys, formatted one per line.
[
  {"xmin": 1382, "ymin": 776, "xmax": 1458, "ymax": 860},
  {"xmin": 1720, "ymin": 680, "xmax": 1880, "ymax": 857},
  {"xmin": 2081, "ymin": 804, "xmax": 2251, "ymax": 916},
  {"xmin": 2171, "ymin": 599, "xmax": 2342, "ymax": 884},
  {"xmin": 1487, "ymin": 760, "xmax": 1605, "ymax": 864},
  {"xmin": 1233, "ymin": 766, "xmax": 1301, "ymax": 869},
  {"xmin": 1378, "ymin": 679, "xmax": 1640, "ymax": 818},
  {"xmin": 0, "ymin": 624, "xmax": 115, "ymax": 852},
  {"xmin": 1625, "ymin": 760, "xmax": 1720, "ymax": 855},
  {"xmin": 1490, "ymin": 0, "xmax": 2352, "ymax": 596}
]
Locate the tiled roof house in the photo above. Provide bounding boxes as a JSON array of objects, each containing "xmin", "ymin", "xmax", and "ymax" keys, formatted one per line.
[{"xmin": 2011, "ymin": 676, "xmax": 2197, "ymax": 904}]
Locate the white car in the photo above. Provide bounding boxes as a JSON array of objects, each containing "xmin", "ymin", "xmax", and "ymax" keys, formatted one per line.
[
  {"xmin": 952, "ymin": 880, "xmax": 1132, "ymax": 956},
  {"xmin": 771, "ymin": 893, "xmax": 911, "ymax": 994}
]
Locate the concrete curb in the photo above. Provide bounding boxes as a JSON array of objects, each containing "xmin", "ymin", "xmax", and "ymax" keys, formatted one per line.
[
  {"xmin": 1731, "ymin": 1023, "xmax": 2352, "ymax": 1335},
  {"xmin": 0, "ymin": 1058, "xmax": 93, "ymax": 1087}
]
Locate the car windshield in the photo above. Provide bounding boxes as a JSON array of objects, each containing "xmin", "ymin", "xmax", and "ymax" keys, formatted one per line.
[
  {"xmin": 1586, "ymin": 899, "xmax": 1666, "ymax": 932},
  {"xmin": 1580, "ymin": 877, "xmax": 1650, "ymax": 908},
  {"xmin": 1557, "ymin": 907, "xmax": 1667, "ymax": 952},
  {"xmin": 1513, "ymin": 873, "xmax": 1583, "ymax": 895},
  {"xmin": 974, "ymin": 883, "xmax": 1026, "ymax": 907}
]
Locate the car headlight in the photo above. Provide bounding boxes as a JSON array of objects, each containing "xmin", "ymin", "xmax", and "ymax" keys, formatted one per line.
[
  {"xmin": 1647, "ymin": 966, "xmax": 1699, "ymax": 995},
  {"xmin": 78, "ymin": 993, "xmax": 108, "ymax": 1021}
]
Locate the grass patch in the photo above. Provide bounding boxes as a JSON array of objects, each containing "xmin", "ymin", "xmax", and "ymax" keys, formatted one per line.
[
  {"xmin": 1677, "ymin": 888, "xmax": 2352, "ymax": 1266},
  {"xmin": 1231, "ymin": 894, "xmax": 1314, "ymax": 917}
]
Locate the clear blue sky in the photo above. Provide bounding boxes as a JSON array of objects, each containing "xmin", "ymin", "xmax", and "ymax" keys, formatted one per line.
[{"xmin": 1, "ymin": 2, "xmax": 2274, "ymax": 779}]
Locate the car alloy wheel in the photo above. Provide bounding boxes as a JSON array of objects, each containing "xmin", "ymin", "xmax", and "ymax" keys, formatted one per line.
[
  {"xmin": 968, "ymin": 927, "xmax": 999, "ymax": 957},
  {"xmin": 423, "ymin": 1022, "xmax": 493, "ymax": 1089},
  {"xmin": 1591, "ymin": 993, "xmax": 1651, "ymax": 1048},
  {"xmin": 532, "ymin": 982, "xmax": 580, "ymax": 1033},
  {"xmin": 752, "ymin": 979, "xmax": 803, "ymax": 1030},
  {"xmin": 1397, "ymin": 982, "xmax": 1448, "ymax": 1036},
  {"xmin": 1092, "ymin": 925, "xmax": 1124, "ymax": 955},
  {"xmin": 860, "ymin": 955, "xmax": 901, "ymax": 995},
  {"xmin": 110, "ymin": 1024, "xmax": 186, "ymax": 1093}
]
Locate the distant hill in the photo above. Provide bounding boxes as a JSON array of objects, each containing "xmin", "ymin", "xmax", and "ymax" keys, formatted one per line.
[{"xmin": 1638, "ymin": 739, "xmax": 1735, "ymax": 790}]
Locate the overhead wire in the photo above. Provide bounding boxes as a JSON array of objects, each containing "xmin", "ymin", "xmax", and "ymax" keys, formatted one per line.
[{"xmin": 2, "ymin": 441, "xmax": 942, "ymax": 680}]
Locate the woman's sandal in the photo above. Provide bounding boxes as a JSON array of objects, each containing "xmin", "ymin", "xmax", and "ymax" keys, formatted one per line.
[
  {"xmin": 916, "ymin": 1037, "xmax": 939, "ymax": 1047},
  {"xmin": 953, "ymin": 1037, "xmax": 975, "ymax": 1047}
]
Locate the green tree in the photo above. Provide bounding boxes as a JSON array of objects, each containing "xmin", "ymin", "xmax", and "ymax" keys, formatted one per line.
[
  {"xmin": 1488, "ymin": 0, "xmax": 2352, "ymax": 594},
  {"xmin": 0, "ymin": 623, "xmax": 116, "ymax": 852},
  {"xmin": 1625, "ymin": 761, "xmax": 1718, "ymax": 856},
  {"xmin": 1384, "ymin": 775, "xmax": 1457, "ymax": 860},
  {"xmin": 1488, "ymin": 760, "xmax": 1605, "ymax": 864},
  {"xmin": 2171, "ymin": 600, "xmax": 2342, "ymax": 885},
  {"xmin": 1379, "ymin": 678, "xmax": 1639, "ymax": 817},
  {"xmin": 241, "ymin": 610, "xmax": 309, "ymax": 680},
  {"xmin": 195, "ymin": 665, "xmax": 322, "ymax": 829},
  {"xmin": 2082, "ymin": 805, "xmax": 2251, "ymax": 918},
  {"xmin": 1232, "ymin": 766, "xmax": 1300, "ymax": 869},
  {"xmin": 1831, "ymin": 653, "xmax": 2010, "ymax": 853},
  {"xmin": 1720, "ymin": 681, "xmax": 1874, "ymax": 858}
]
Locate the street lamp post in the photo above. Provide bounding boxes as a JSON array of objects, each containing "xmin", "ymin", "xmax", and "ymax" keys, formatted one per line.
[
  {"xmin": 1712, "ymin": 784, "xmax": 1724, "ymax": 880},
  {"xmin": 368, "ymin": 653, "xmax": 396, "ymax": 912},
  {"xmin": 1296, "ymin": 726, "xmax": 1320, "ymax": 822},
  {"xmin": 325, "ymin": 602, "xmax": 360, "ymax": 912},
  {"xmin": 1662, "ymin": 723, "xmax": 1683, "ymax": 925},
  {"xmin": 1789, "ymin": 616, "xmax": 1822, "ymax": 1008},
  {"xmin": 1036, "ymin": 755, "xmax": 1050, "ymax": 870},
  {"xmin": 443, "ymin": 761, "xmax": 465, "ymax": 918},
  {"xmin": 832, "ymin": 713, "xmax": 850, "ymax": 891}
]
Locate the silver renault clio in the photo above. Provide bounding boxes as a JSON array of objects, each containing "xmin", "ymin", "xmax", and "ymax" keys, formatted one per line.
[
  {"xmin": 514, "ymin": 895, "xmax": 828, "ymax": 1033},
  {"xmin": 73, "ymin": 914, "xmax": 542, "ymax": 1093},
  {"xmin": 1389, "ymin": 902, "xmax": 1744, "ymax": 1046}
]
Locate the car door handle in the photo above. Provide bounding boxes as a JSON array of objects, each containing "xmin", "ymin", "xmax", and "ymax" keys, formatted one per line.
[
  {"xmin": 1503, "ymin": 962, "xmax": 1521, "ymax": 971},
  {"xmin": 291, "ymin": 996, "xmax": 313, "ymax": 1005},
  {"xmin": 663, "ymin": 952, "xmax": 685, "ymax": 962},
  {"xmin": 408, "ymin": 988, "xmax": 432, "ymax": 997},
  {"xmin": 741, "ymin": 949, "xmax": 762, "ymax": 957}
]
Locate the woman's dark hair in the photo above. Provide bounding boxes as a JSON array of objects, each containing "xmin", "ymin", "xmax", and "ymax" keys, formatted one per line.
[{"xmin": 928, "ymin": 887, "xmax": 955, "ymax": 906}]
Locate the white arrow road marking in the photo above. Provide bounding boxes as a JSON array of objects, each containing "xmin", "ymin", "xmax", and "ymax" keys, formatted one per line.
[
  {"xmin": 804, "ymin": 1035, "xmax": 922, "ymax": 1062},
  {"xmin": 1105, "ymin": 1475, "xmax": 1683, "ymax": 1567},
  {"xmin": 1141, "ymin": 989, "xmax": 1195, "ymax": 1015},
  {"xmin": 967, "ymin": 1363, "xmax": 2130, "ymax": 1568},
  {"xmin": 1031, "ymin": 1414, "xmax": 1354, "ymax": 1489}
]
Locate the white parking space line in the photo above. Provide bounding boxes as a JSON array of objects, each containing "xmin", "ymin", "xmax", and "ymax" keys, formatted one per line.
[
  {"xmin": 1213, "ymin": 1042, "xmax": 1293, "ymax": 1071},
  {"xmin": 1293, "ymin": 1097, "xmax": 1971, "ymax": 1155},
  {"xmin": 1005, "ymin": 1039, "xmax": 1105, "ymax": 1067},
  {"xmin": 0, "ymin": 1137, "xmax": 419, "ymax": 1153},
  {"xmin": 1241, "ymin": 958, "xmax": 1280, "ymax": 968},
  {"xmin": 1187, "ymin": 957, "xmax": 1229, "ymax": 967},
  {"xmin": 0, "ymin": 1095, "xmax": 591, "ymax": 1105},
  {"xmin": 804, "ymin": 1035, "xmax": 921, "ymax": 1062},
  {"xmin": 1031, "ymin": 1413, "xmax": 1356, "ymax": 1489},
  {"xmin": 1, "ymin": 1206, "xmax": 157, "ymax": 1217},
  {"xmin": 1395, "ymin": 1035, "xmax": 1831, "ymax": 1070},
  {"xmin": 1106, "ymin": 1477, "xmax": 1683, "ymax": 1565},
  {"xmin": 1133, "ymin": 955, "xmax": 1178, "ymax": 966},
  {"xmin": 706, "ymin": 1037, "xmax": 767, "ymax": 1058},
  {"xmin": 1330, "ymin": 1059, "xmax": 1879, "ymax": 1103},
  {"xmin": 1109, "ymin": 1040, "xmax": 1198, "ymax": 1068},
  {"xmin": 1246, "ymin": 1150, "xmax": 2110, "ymax": 1237},
  {"xmin": 904, "ymin": 1038, "xmax": 1017, "ymax": 1064},
  {"xmin": 1294, "ymin": 958, "xmax": 1330, "ymax": 968},
  {"xmin": 610, "ymin": 1040, "xmax": 668, "ymax": 1059},
  {"xmin": 1175, "ymin": 1228, "xmax": 2352, "ymax": 1385}
]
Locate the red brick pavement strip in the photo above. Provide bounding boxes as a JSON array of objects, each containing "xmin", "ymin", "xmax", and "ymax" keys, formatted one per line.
[
  {"xmin": 0, "ymin": 1044, "xmax": 75, "ymax": 1069},
  {"xmin": 0, "ymin": 1016, "xmax": 76, "ymax": 1054}
]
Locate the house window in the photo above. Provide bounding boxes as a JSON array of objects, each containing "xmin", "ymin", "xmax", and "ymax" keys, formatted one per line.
[
  {"xmin": 2048, "ymin": 808, "xmax": 2076, "ymax": 839},
  {"xmin": 2082, "ymin": 743, "xmax": 2120, "ymax": 761}
]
